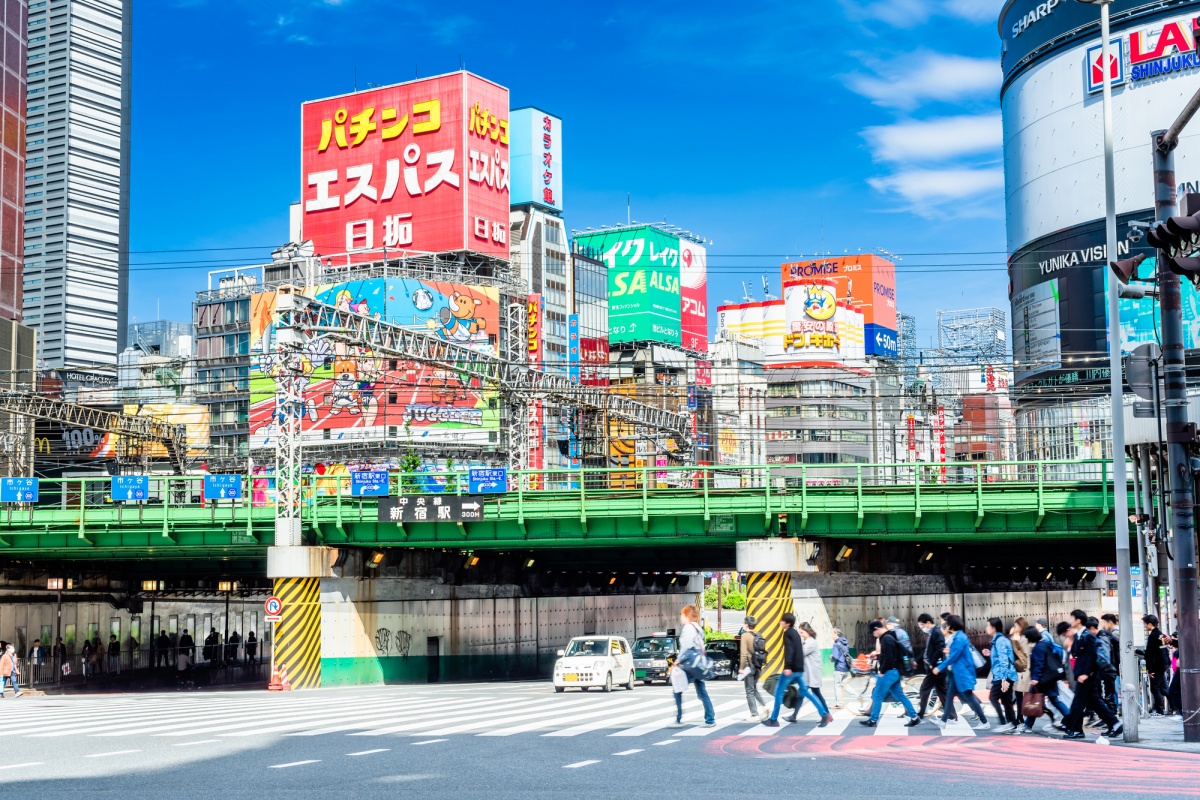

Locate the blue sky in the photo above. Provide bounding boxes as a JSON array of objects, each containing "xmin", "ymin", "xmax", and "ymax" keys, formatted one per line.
[{"xmin": 130, "ymin": 0, "xmax": 1009, "ymax": 348}]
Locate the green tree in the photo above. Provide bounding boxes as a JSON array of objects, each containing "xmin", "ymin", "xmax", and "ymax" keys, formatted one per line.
[
  {"xmin": 400, "ymin": 449, "xmax": 422, "ymax": 493},
  {"xmin": 444, "ymin": 456, "xmax": 458, "ymax": 493}
]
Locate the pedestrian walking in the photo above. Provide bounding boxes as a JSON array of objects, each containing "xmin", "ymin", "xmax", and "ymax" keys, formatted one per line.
[
  {"xmin": 1019, "ymin": 625, "xmax": 1070, "ymax": 733},
  {"xmin": 671, "ymin": 604, "xmax": 716, "ymax": 728},
  {"xmin": 798, "ymin": 622, "xmax": 829, "ymax": 712},
  {"xmin": 1009, "ymin": 618, "xmax": 1032, "ymax": 727},
  {"xmin": 226, "ymin": 630, "xmax": 241, "ymax": 664},
  {"xmin": 915, "ymin": 613, "xmax": 949, "ymax": 721},
  {"xmin": 830, "ymin": 626, "xmax": 851, "ymax": 709},
  {"xmin": 204, "ymin": 628, "xmax": 220, "ymax": 664},
  {"xmin": 1061, "ymin": 609, "xmax": 1122, "ymax": 739},
  {"xmin": 738, "ymin": 616, "xmax": 769, "ymax": 721},
  {"xmin": 983, "ymin": 617, "xmax": 1018, "ymax": 730},
  {"xmin": 1034, "ymin": 618, "xmax": 1054, "ymax": 644},
  {"xmin": 27, "ymin": 638, "xmax": 46, "ymax": 682},
  {"xmin": 1090, "ymin": 616, "xmax": 1118, "ymax": 715},
  {"xmin": 886, "ymin": 616, "xmax": 912, "ymax": 654},
  {"xmin": 933, "ymin": 615, "xmax": 990, "ymax": 730},
  {"xmin": 246, "ymin": 631, "xmax": 258, "ymax": 664},
  {"xmin": 52, "ymin": 636, "xmax": 66, "ymax": 677},
  {"xmin": 763, "ymin": 613, "xmax": 832, "ymax": 727},
  {"xmin": 1143, "ymin": 615, "xmax": 1168, "ymax": 716},
  {"xmin": 858, "ymin": 620, "xmax": 920, "ymax": 728},
  {"xmin": 0, "ymin": 643, "xmax": 20, "ymax": 697}
]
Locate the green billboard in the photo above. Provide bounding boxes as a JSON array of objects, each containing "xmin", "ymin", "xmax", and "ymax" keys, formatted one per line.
[{"xmin": 574, "ymin": 226, "xmax": 681, "ymax": 345}]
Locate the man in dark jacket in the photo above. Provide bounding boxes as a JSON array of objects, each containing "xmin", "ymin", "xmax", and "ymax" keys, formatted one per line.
[
  {"xmin": 1091, "ymin": 616, "xmax": 1118, "ymax": 716},
  {"xmin": 860, "ymin": 620, "xmax": 921, "ymax": 728},
  {"xmin": 914, "ymin": 613, "xmax": 949, "ymax": 721},
  {"xmin": 763, "ymin": 613, "xmax": 832, "ymax": 727},
  {"xmin": 1061, "ymin": 609, "xmax": 1122, "ymax": 739},
  {"xmin": 1143, "ymin": 614, "xmax": 1168, "ymax": 715}
]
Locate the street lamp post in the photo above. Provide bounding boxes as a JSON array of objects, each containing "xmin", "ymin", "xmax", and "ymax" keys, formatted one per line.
[{"xmin": 1078, "ymin": 0, "xmax": 1137, "ymax": 741}]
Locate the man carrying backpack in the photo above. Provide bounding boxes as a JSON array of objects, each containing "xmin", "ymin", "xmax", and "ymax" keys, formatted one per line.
[
  {"xmin": 739, "ymin": 615, "xmax": 769, "ymax": 721},
  {"xmin": 1061, "ymin": 609, "xmax": 1122, "ymax": 739},
  {"xmin": 859, "ymin": 620, "xmax": 921, "ymax": 728}
]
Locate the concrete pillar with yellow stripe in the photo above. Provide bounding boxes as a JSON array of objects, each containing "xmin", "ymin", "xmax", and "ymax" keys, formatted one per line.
[
  {"xmin": 267, "ymin": 546, "xmax": 335, "ymax": 690},
  {"xmin": 736, "ymin": 539, "xmax": 809, "ymax": 679}
]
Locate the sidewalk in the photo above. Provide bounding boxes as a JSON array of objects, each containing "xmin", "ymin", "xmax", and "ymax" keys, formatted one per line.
[{"xmin": 1115, "ymin": 715, "xmax": 1199, "ymax": 753}]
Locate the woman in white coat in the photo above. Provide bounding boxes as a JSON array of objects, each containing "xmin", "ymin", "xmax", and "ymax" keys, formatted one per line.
[{"xmin": 798, "ymin": 622, "xmax": 829, "ymax": 713}]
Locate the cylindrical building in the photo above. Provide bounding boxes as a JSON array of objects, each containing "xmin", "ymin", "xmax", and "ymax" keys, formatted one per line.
[{"xmin": 1000, "ymin": 0, "xmax": 1200, "ymax": 462}]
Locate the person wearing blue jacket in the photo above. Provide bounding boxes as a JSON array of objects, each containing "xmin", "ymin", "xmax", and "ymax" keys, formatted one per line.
[
  {"xmin": 983, "ymin": 617, "xmax": 1018, "ymax": 730},
  {"xmin": 931, "ymin": 615, "xmax": 990, "ymax": 730}
]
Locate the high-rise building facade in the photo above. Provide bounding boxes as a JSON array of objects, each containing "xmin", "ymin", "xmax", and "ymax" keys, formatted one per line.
[
  {"xmin": 0, "ymin": 0, "xmax": 25, "ymax": 322},
  {"xmin": 22, "ymin": 0, "xmax": 132, "ymax": 368}
]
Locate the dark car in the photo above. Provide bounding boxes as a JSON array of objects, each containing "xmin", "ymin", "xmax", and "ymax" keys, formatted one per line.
[
  {"xmin": 632, "ymin": 634, "xmax": 678, "ymax": 684},
  {"xmin": 706, "ymin": 639, "xmax": 739, "ymax": 679}
]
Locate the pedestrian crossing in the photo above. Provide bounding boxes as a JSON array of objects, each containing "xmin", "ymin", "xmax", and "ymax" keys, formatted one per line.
[{"xmin": 0, "ymin": 685, "xmax": 1007, "ymax": 743}]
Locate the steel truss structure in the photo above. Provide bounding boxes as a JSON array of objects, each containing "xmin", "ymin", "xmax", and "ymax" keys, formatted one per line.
[
  {"xmin": 270, "ymin": 288, "xmax": 692, "ymax": 469},
  {"xmin": 0, "ymin": 389, "xmax": 188, "ymax": 474}
]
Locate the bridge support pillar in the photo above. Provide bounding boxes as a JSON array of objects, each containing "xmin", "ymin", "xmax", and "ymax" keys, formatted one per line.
[
  {"xmin": 267, "ymin": 547, "xmax": 336, "ymax": 690},
  {"xmin": 737, "ymin": 539, "xmax": 815, "ymax": 678}
]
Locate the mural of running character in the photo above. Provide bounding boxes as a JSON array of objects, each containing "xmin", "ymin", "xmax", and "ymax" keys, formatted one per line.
[{"xmin": 433, "ymin": 292, "xmax": 488, "ymax": 343}]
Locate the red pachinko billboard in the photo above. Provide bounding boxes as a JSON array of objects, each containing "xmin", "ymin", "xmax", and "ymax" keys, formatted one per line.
[
  {"xmin": 679, "ymin": 240, "xmax": 708, "ymax": 353},
  {"xmin": 301, "ymin": 72, "xmax": 510, "ymax": 261}
]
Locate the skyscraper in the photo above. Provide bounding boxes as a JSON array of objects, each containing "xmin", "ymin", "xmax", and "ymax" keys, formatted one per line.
[
  {"xmin": 0, "ymin": 0, "xmax": 26, "ymax": 322},
  {"xmin": 21, "ymin": 0, "xmax": 132, "ymax": 367}
]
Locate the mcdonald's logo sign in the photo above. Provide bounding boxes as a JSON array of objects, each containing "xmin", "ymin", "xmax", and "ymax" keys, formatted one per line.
[{"xmin": 34, "ymin": 437, "xmax": 50, "ymax": 454}]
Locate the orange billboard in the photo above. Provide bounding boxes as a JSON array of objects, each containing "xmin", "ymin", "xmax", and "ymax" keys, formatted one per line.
[{"xmin": 781, "ymin": 254, "xmax": 896, "ymax": 358}]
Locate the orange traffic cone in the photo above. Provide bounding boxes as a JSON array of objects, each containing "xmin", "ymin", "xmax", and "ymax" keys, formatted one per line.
[
  {"xmin": 268, "ymin": 665, "xmax": 283, "ymax": 692},
  {"xmin": 279, "ymin": 663, "xmax": 292, "ymax": 691}
]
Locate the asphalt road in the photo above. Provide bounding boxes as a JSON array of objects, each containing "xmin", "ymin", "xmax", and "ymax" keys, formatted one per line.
[{"xmin": 0, "ymin": 680, "xmax": 1196, "ymax": 798}]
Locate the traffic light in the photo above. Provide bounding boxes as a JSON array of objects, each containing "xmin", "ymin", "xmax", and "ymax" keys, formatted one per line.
[{"xmin": 1147, "ymin": 193, "xmax": 1200, "ymax": 284}]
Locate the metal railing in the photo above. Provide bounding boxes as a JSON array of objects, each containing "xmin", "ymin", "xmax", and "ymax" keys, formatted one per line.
[{"xmin": 19, "ymin": 640, "xmax": 273, "ymax": 690}]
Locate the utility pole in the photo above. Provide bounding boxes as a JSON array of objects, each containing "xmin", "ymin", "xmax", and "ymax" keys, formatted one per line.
[
  {"xmin": 1151, "ymin": 130, "xmax": 1200, "ymax": 742},
  {"xmin": 1089, "ymin": 0, "xmax": 1137, "ymax": 740}
]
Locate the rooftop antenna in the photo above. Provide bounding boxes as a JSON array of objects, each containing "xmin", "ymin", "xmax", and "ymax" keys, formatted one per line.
[
  {"xmin": 741, "ymin": 280, "xmax": 755, "ymax": 303},
  {"xmin": 761, "ymin": 275, "xmax": 777, "ymax": 301}
]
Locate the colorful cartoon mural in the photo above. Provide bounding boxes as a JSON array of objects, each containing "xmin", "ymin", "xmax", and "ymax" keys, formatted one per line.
[{"xmin": 249, "ymin": 278, "xmax": 501, "ymax": 448}]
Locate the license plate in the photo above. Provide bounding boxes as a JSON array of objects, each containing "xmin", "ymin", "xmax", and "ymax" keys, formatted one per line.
[
  {"xmin": 563, "ymin": 674, "xmax": 578, "ymax": 682},
  {"xmin": 635, "ymin": 669, "xmax": 647, "ymax": 678}
]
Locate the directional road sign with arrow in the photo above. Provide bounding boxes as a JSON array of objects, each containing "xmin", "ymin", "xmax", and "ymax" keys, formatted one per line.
[{"xmin": 378, "ymin": 495, "xmax": 485, "ymax": 524}]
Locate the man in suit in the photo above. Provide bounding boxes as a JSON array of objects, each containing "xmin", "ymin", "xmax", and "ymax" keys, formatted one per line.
[
  {"xmin": 1143, "ymin": 614, "xmax": 1168, "ymax": 716},
  {"xmin": 1062, "ymin": 609, "xmax": 1122, "ymax": 739},
  {"xmin": 914, "ymin": 613, "xmax": 950, "ymax": 721}
]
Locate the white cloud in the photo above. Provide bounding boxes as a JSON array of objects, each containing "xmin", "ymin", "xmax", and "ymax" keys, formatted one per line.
[
  {"xmin": 941, "ymin": 0, "xmax": 1004, "ymax": 24},
  {"xmin": 868, "ymin": 167, "xmax": 1004, "ymax": 205},
  {"xmin": 846, "ymin": 51, "xmax": 1000, "ymax": 110},
  {"xmin": 863, "ymin": 113, "xmax": 1002, "ymax": 163}
]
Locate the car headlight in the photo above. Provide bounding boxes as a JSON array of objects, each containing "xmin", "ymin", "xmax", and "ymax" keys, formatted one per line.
[{"xmin": 650, "ymin": 659, "xmax": 668, "ymax": 667}]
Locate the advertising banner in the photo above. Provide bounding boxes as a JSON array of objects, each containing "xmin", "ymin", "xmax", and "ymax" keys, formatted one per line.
[
  {"xmin": 679, "ymin": 239, "xmax": 708, "ymax": 353},
  {"xmin": 567, "ymin": 314, "xmax": 580, "ymax": 383},
  {"xmin": 300, "ymin": 72, "xmax": 510, "ymax": 260},
  {"xmin": 580, "ymin": 335, "xmax": 609, "ymax": 386},
  {"xmin": 780, "ymin": 254, "xmax": 896, "ymax": 356},
  {"xmin": 936, "ymin": 405, "xmax": 946, "ymax": 483},
  {"xmin": 509, "ymin": 107, "xmax": 561, "ymax": 212},
  {"xmin": 1012, "ymin": 277, "xmax": 1062, "ymax": 383},
  {"xmin": 527, "ymin": 293, "xmax": 544, "ymax": 369},
  {"xmin": 574, "ymin": 227, "xmax": 681, "ymax": 346},
  {"xmin": 249, "ymin": 277, "xmax": 500, "ymax": 448},
  {"xmin": 528, "ymin": 399, "xmax": 544, "ymax": 489}
]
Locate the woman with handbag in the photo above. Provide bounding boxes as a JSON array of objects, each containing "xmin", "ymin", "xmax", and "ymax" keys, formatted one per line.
[
  {"xmin": 1009, "ymin": 618, "xmax": 1032, "ymax": 731},
  {"xmin": 671, "ymin": 604, "xmax": 715, "ymax": 728},
  {"xmin": 931, "ymin": 615, "xmax": 990, "ymax": 730},
  {"xmin": 1019, "ymin": 626, "xmax": 1071, "ymax": 733}
]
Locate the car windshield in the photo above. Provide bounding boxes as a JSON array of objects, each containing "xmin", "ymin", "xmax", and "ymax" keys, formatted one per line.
[
  {"xmin": 565, "ymin": 639, "xmax": 608, "ymax": 657},
  {"xmin": 633, "ymin": 637, "xmax": 675, "ymax": 655}
]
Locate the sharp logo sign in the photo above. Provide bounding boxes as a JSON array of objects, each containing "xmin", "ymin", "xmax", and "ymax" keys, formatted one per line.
[{"xmin": 1011, "ymin": 0, "xmax": 1060, "ymax": 39}]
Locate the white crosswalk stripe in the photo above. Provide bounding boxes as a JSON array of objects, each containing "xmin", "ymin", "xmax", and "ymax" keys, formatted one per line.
[{"xmin": 4, "ymin": 684, "xmax": 1001, "ymax": 742}]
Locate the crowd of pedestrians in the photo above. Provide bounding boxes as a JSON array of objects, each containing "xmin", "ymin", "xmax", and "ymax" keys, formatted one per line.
[{"xmin": 674, "ymin": 603, "xmax": 1179, "ymax": 738}]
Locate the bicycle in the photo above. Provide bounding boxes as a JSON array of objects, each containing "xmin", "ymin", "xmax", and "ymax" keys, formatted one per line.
[
  {"xmin": 903, "ymin": 672, "xmax": 942, "ymax": 717},
  {"xmin": 841, "ymin": 655, "xmax": 876, "ymax": 713}
]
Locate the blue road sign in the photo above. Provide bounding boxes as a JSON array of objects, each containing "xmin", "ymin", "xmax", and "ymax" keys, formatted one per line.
[
  {"xmin": 111, "ymin": 475, "xmax": 149, "ymax": 503},
  {"xmin": 469, "ymin": 467, "xmax": 508, "ymax": 494},
  {"xmin": 0, "ymin": 477, "xmax": 38, "ymax": 503},
  {"xmin": 351, "ymin": 470, "xmax": 390, "ymax": 497},
  {"xmin": 204, "ymin": 474, "xmax": 243, "ymax": 500}
]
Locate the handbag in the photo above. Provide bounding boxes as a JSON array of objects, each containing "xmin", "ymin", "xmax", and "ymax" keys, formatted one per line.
[
  {"xmin": 970, "ymin": 645, "xmax": 986, "ymax": 670},
  {"xmin": 1022, "ymin": 691, "xmax": 1045, "ymax": 718},
  {"xmin": 676, "ymin": 644, "xmax": 715, "ymax": 681},
  {"xmin": 669, "ymin": 665, "xmax": 688, "ymax": 693}
]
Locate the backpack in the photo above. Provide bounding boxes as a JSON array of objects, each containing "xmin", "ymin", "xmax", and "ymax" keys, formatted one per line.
[
  {"xmin": 751, "ymin": 633, "xmax": 768, "ymax": 670},
  {"xmin": 1012, "ymin": 638, "xmax": 1029, "ymax": 673},
  {"xmin": 1043, "ymin": 644, "xmax": 1066, "ymax": 681}
]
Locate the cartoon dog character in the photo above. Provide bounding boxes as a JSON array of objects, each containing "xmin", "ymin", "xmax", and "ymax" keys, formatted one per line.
[
  {"xmin": 328, "ymin": 357, "xmax": 360, "ymax": 415},
  {"xmin": 428, "ymin": 369, "xmax": 466, "ymax": 405},
  {"xmin": 433, "ymin": 293, "xmax": 487, "ymax": 343}
]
